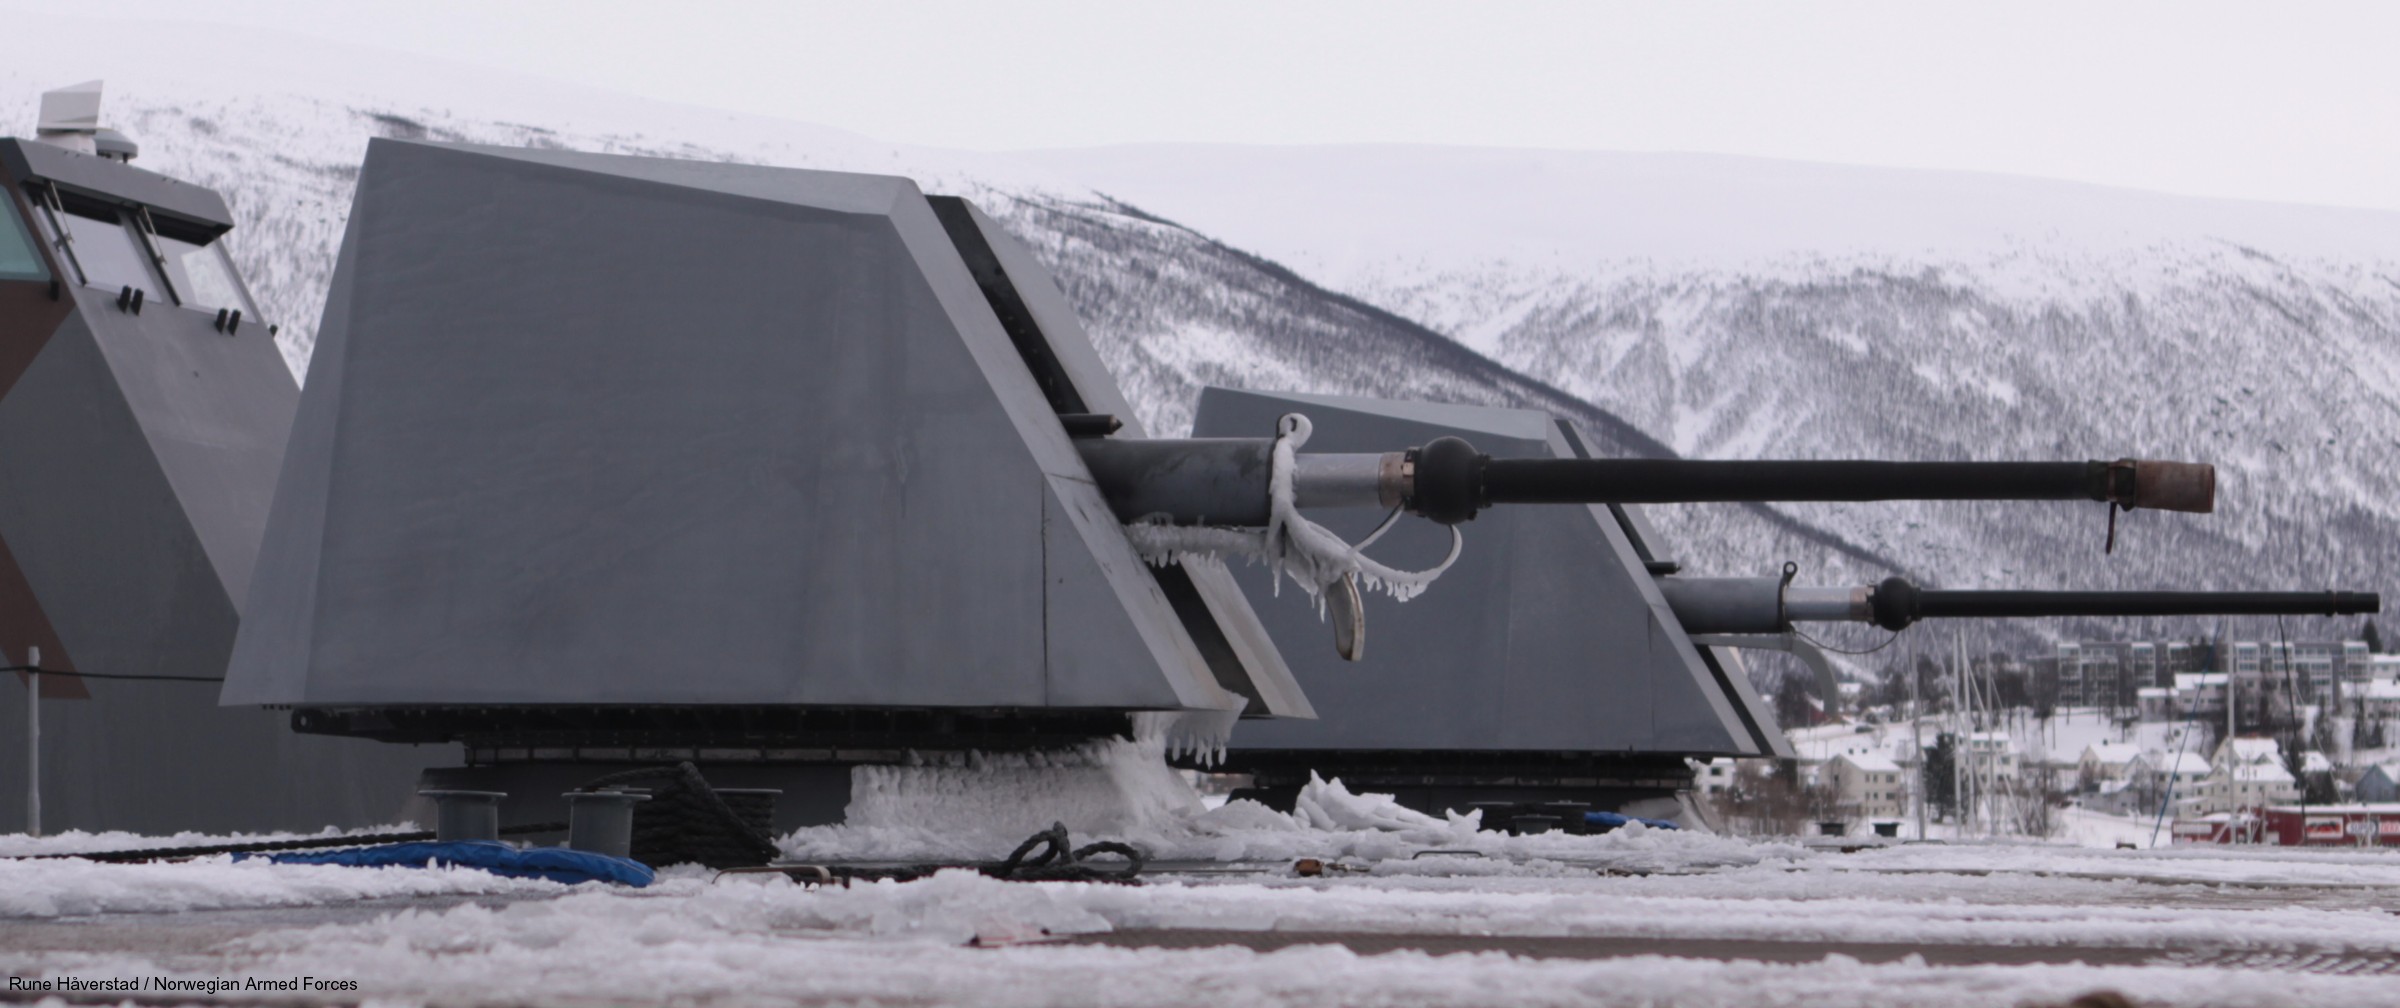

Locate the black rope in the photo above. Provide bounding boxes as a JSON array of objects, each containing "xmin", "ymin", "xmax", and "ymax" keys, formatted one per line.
[
  {"xmin": 9, "ymin": 821, "xmax": 569, "ymax": 863},
  {"xmin": 575, "ymin": 762, "xmax": 780, "ymax": 870},
  {"xmin": 1, "ymin": 664, "xmax": 225, "ymax": 683},
  {"xmin": 805, "ymin": 824, "xmax": 1148, "ymax": 886},
  {"xmin": 981, "ymin": 824, "xmax": 1146, "ymax": 882},
  {"xmin": 1790, "ymin": 625, "xmax": 1903, "ymax": 656},
  {"xmin": 998, "ymin": 822, "xmax": 1072, "ymax": 872}
]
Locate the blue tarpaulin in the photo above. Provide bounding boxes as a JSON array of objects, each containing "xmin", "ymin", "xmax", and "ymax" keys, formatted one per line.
[
  {"xmin": 1584, "ymin": 811, "xmax": 1680, "ymax": 832},
  {"xmin": 247, "ymin": 841, "xmax": 654, "ymax": 886}
]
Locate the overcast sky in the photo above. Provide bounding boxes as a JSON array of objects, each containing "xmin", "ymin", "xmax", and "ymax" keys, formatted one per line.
[{"xmin": 57, "ymin": 0, "xmax": 2400, "ymax": 212}]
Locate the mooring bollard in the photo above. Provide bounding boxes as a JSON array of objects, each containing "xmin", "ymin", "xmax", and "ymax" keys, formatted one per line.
[
  {"xmin": 418, "ymin": 789, "xmax": 507, "ymax": 842},
  {"xmin": 565, "ymin": 790, "xmax": 651, "ymax": 859}
]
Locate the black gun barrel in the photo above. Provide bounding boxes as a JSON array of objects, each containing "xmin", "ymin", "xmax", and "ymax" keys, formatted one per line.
[
  {"xmin": 1912, "ymin": 588, "xmax": 2381, "ymax": 622},
  {"xmin": 1868, "ymin": 577, "xmax": 2377, "ymax": 631},
  {"xmin": 1078, "ymin": 430, "xmax": 2216, "ymax": 527},
  {"xmin": 1404, "ymin": 436, "xmax": 2212, "ymax": 524},
  {"xmin": 1660, "ymin": 575, "xmax": 2380, "ymax": 634},
  {"xmin": 1479, "ymin": 459, "xmax": 2196, "ymax": 509}
]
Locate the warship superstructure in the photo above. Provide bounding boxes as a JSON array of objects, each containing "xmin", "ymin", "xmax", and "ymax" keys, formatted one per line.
[{"xmin": 0, "ymin": 84, "xmax": 440, "ymax": 834}]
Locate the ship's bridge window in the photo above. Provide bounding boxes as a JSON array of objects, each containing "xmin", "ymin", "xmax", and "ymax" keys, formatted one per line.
[
  {"xmin": 58, "ymin": 207, "xmax": 161, "ymax": 301},
  {"xmin": 0, "ymin": 194, "xmax": 45, "ymax": 281},
  {"xmin": 156, "ymin": 233, "xmax": 257, "ymax": 317}
]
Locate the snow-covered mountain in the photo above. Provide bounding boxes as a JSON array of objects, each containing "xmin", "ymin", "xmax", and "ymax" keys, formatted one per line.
[
  {"xmin": 10, "ymin": 14, "xmax": 2394, "ymax": 662},
  {"xmin": 1030, "ymin": 145, "xmax": 2400, "ymax": 637}
]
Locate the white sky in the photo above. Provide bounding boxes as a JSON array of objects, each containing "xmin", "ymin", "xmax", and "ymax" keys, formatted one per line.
[{"xmin": 46, "ymin": 0, "xmax": 2400, "ymax": 212}]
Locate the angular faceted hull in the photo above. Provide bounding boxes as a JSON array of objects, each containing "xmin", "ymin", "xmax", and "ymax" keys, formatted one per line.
[
  {"xmin": 0, "ymin": 137, "xmax": 439, "ymax": 834},
  {"xmin": 226, "ymin": 141, "xmax": 1304, "ymax": 776}
]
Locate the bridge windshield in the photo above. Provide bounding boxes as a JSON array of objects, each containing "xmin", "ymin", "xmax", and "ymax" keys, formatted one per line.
[
  {"xmin": 58, "ymin": 207, "xmax": 159, "ymax": 301},
  {"xmin": 0, "ymin": 193, "xmax": 46, "ymax": 282},
  {"xmin": 157, "ymin": 233, "xmax": 256, "ymax": 317}
]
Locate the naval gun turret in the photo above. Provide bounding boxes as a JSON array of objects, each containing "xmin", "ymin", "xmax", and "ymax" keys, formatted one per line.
[
  {"xmin": 224, "ymin": 140, "xmax": 1325, "ymax": 830},
  {"xmin": 225, "ymin": 140, "xmax": 2371, "ymax": 834},
  {"xmin": 1187, "ymin": 389, "xmax": 2377, "ymax": 820}
]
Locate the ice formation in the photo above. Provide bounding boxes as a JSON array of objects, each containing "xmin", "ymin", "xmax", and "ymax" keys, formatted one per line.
[
  {"xmin": 1124, "ymin": 413, "xmax": 1461, "ymax": 606},
  {"xmin": 1130, "ymin": 708, "xmax": 1244, "ymax": 767},
  {"xmin": 1289, "ymin": 771, "xmax": 1458, "ymax": 834},
  {"xmin": 841, "ymin": 732, "xmax": 1209, "ymax": 844}
]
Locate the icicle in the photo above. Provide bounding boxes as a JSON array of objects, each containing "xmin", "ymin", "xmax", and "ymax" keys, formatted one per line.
[
  {"xmin": 1131, "ymin": 708, "xmax": 1242, "ymax": 767},
  {"xmin": 1122, "ymin": 412, "xmax": 1462, "ymax": 607}
]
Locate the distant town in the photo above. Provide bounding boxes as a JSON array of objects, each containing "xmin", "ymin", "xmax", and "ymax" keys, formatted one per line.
[{"xmin": 1694, "ymin": 622, "xmax": 2400, "ymax": 848}]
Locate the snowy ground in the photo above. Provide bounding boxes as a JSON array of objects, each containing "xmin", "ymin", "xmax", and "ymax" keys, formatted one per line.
[{"xmin": 8, "ymin": 806, "xmax": 2400, "ymax": 1007}]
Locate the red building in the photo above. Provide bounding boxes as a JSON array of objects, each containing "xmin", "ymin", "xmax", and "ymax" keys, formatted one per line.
[{"xmin": 2175, "ymin": 805, "xmax": 2400, "ymax": 846}]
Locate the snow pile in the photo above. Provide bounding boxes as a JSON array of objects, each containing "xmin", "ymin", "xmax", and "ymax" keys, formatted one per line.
[
  {"xmin": 69, "ymin": 926, "xmax": 2400, "ymax": 1008},
  {"xmin": 0, "ymin": 854, "xmax": 560, "ymax": 919},
  {"xmin": 842, "ymin": 734, "xmax": 1208, "ymax": 845},
  {"xmin": 12, "ymin": 831, "xmax": 2400, "ymax": 1005},
  {"xmin": 1289, "ymin": 772, "xmax": 1466, "ymax": 835},
  {"xmin": 0, "ymin": 823, "xmax": 415, "ymax": 858},
  {"xmin": 17, "ymin": 867, "xmax": 2397, "ymax": 1008},
  {"xmin": 1386, "ymin": 820, "xmax": 1809, "ymax": 877},
  {"xmin": 1843, "ymin": 842, "xmax": 2400, "ymax": 889},
  {"xmin": 784, "ymin": 741, "xmax": 1799, "ymax": 873}
]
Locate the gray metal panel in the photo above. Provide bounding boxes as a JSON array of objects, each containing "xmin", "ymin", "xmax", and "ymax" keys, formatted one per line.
[
  {"xmin": 1220, "ymin": 387, "xmax": 1562, "ymax": 443},
  {"xmin": 226, "ymin": 141, "xmax": 1244, "ymax": 712},
  {"xmin": 0, "ymin": 138, "xmax": 235, "ymax": 232},
  {"xmin": 219, "ymin": 219, "xmax": 355, "ymax": 705},
  {"xmin": 0, "ymin": 675, "xmax": 442, "ymax": 834},
  {"xmin": 81, "ymin": 290, "xmax": 296, "ymax": 608},
  {"xmin": 1172, "ymin": 558, "xmax": 1314, "ymax": 718},
  {"xmin": 953, "ymin": 201, "xmax": 1308, "ymax": 717},
  {"xmin": 0, "ymin": 306, "xmax": 442, "ymax": 834},
  {"xmin": 952, "ymin": 201, "xmax": 1144, "ymax": 434},
  {"xmin": 1042, "ymin": 475, "xmax": 1235, "ymax": 711},
  {"xmin": 1555, "ymin": 422, "xmax": 1790, "ymax": 758},
  {"xmin": 0, "ymin": 310, "xmax": 235, "ymax": 681},
  {"xmin": 1195, "ymin": 387, "xmax": 1774, "ymax": 756}
]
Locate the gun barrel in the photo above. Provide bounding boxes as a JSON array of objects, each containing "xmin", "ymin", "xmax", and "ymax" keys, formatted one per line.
[
  {"xmin": 1476, "ymin": 459, "xmax": 2214, "ymax": 514},
  {"xmin": 1911, "ymin": 589, "xmax": 2381, "ymax": 622},
  {"xmin": 1660, "ymin": 575, "xmax": 2380, "ymax": 635},
  {"xmin": 1077, "ymin": 431, "xmax": 2216, "ymax": 528}
]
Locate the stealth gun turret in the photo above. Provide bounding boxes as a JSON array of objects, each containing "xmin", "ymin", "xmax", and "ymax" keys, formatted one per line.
[
  {"xmin": 218, "ymin": 140, "xmax": 2373, "ymax": 833},
  {"xmin": 1187, "ymin": 389, "xmax": 2378, "ymax": 820}
]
